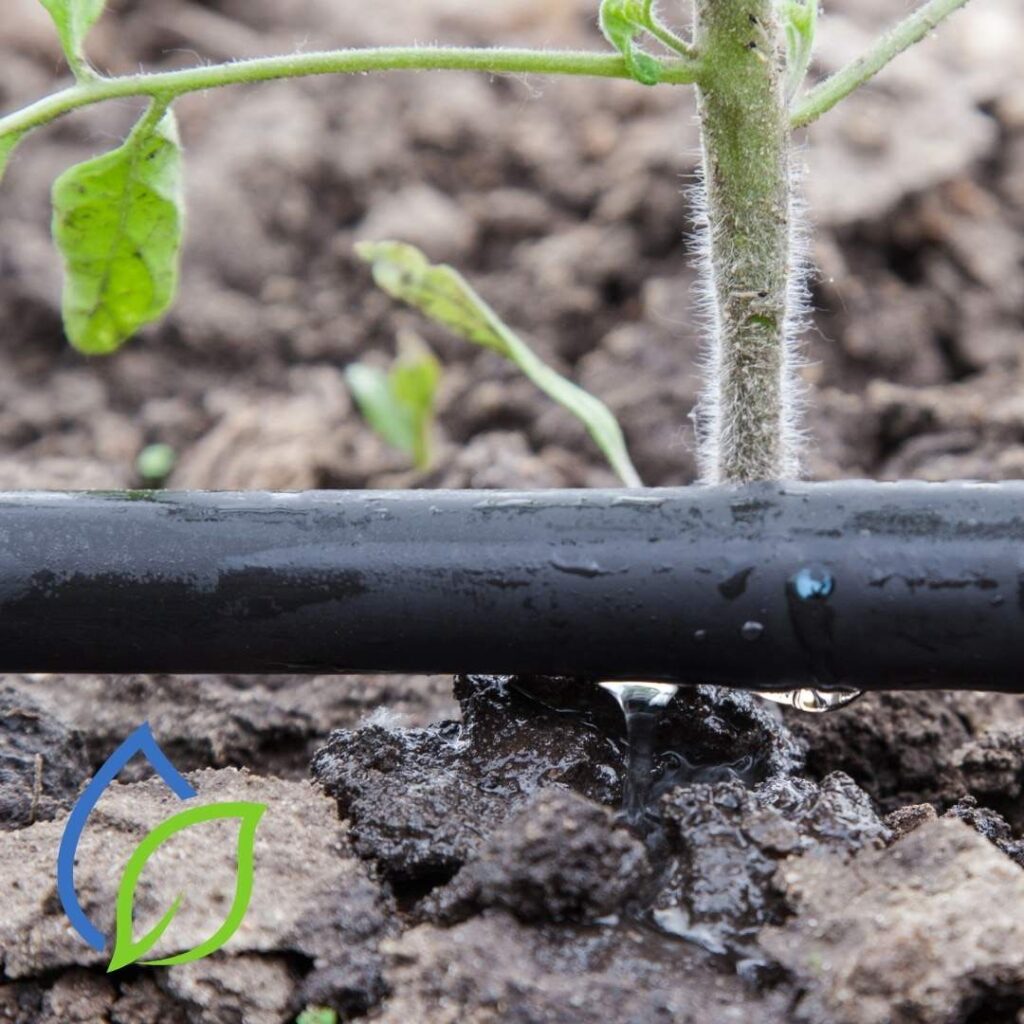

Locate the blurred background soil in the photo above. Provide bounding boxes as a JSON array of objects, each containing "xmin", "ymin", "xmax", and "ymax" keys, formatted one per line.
[{"xmin": 1, "ymin": 1, "xmax": 1024, "ymax": 1022}]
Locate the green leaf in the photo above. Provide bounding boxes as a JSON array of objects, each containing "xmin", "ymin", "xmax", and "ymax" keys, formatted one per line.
[
  {"xmin": 0, "ymin": 131, "xmax": 27, "ymax": 185},
  {"xmin": 38, "ymin": 0, "xmax": 107, "ymax": 75},
  {"xmin": 780, "ymin": 0, "xmax": 818, "ymax": 99},
  {"xmin": 346, "ymin": 334, "xmax": 441, "ymax": 470},
  {"xmin": 51, "ymin": 105, "xmax": 184, "ymax": 355},
  {"xmin": 107, "ymin": 801, "xmax": 266, "ymax": 973},
  {"xmin": 357, "ymin": 241, "xmax": 642, "ymax": 488},
  {"xmin": 599, "ymin": 0, "xmax": 662, "ymax": 86}
]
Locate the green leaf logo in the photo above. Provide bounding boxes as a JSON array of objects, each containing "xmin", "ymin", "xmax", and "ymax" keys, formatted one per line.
[{"xmin": 107, "ymin": 801, "xmax": 266, "ymax": 973}]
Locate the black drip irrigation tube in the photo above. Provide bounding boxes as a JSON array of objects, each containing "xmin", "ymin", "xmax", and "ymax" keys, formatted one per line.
[{"xmin": 0, "ymin": 481, "xmax": 1021, "ymax": 691}]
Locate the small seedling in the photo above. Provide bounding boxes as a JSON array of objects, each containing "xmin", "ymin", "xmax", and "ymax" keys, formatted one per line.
[
  {"xmin": 135, "ymin": 443, "xmax": 177, "ymax": 487},
  {"xmin": 295, "ymin": 1008, "xmax": 337, "ymax": 1024},
  {"xmin": 0, "ymin": 0, "xmax": 971, "ymax": 484},
  {"xmin": 345, "ymin": 332, "xmax": 441, "ymax": 471},
  {"xmin": 357, "ymin": 242, "xmax": 641, "ymax": 486}
]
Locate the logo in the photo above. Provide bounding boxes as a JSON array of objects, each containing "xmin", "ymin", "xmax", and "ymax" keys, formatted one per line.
[{"xmin": 56, "ymin": 723, "xmax": 266, "ymax": 972}]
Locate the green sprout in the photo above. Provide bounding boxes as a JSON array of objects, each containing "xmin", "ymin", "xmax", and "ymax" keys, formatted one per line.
[
  {"xmin": 296, "ymin": 1009, "xmax": 337, "ymax": 1024},
  {"xmin": 136, "ymin": 443, "xmax": 177, "ymax": 486},
  {"xmin": 345, "ymin": 333, "xmax": 441, "ymax": 472}
]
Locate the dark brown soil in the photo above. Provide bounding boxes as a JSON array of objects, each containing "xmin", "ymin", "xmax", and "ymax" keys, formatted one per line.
[{"xmin": 2, "ymin": 0, "xmax": 1024, "ymax": 1021}]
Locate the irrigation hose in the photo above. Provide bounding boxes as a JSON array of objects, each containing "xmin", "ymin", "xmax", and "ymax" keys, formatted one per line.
[{"xmin": 0, "ymin": 482, "xmax": 1020, "ymax": 690}]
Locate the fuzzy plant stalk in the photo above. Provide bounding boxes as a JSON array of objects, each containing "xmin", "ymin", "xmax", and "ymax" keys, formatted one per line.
[{"xmin": 693, "ymin": 0, "xmax": 799, "ymax": 483}]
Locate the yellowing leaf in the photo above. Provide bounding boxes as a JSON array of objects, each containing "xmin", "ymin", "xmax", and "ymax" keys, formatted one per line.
[
  {"xmin": 107, "ymin": 801, "xmax": 266, "ymax": 973},
  {"xmin": 51, "ymin": 106, "xmax": 184, "ymax": 355},
  {"xmin": 357, "ymin": 241, "xmax": 642, "ymax": 487}
]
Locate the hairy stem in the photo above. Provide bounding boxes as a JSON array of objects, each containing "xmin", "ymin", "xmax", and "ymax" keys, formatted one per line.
[
  {"xmin": 791, "ymin": 0, "xmax": 971, "ymax": 128},
  {"xmin": 694, "ymin": 0, "xmax": 798, "ymax": 483},
  {"xmin": 0, "ymin": 46, "xmax": 701, "ymax": 142}
]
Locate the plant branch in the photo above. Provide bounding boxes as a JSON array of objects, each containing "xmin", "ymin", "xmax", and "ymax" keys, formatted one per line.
[
  {"xmin": 641, "ymin": 1, "xmax": 698, "ymax": 59},
  {"xmin": 790, "ymin": 0, "xmax": 971, "ymax": 128},
  {"xmin": 644, "ymin": 19, "xmax": 697, "ymax": 59},
  {"xmin": 0, "ymin": 45, "xmax": 702, "ymax": 142}
]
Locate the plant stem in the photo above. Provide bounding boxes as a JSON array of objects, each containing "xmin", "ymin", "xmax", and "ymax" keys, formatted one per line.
[
  {"xmin": 0, "ymin": 46, "xmax": 701, "ymax": 142},
  {"xmin": 693, "ymin": 0, "xmax": 797, "ymax": 483},
  {"xmin": 790, "ymin": 0, "xmax": 971, "ymax": 128}
]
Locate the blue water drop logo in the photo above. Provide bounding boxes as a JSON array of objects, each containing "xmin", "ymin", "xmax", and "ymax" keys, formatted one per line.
[{"xmin": 56, "ymin": 722, "xmax": 197, "ymax": 952}]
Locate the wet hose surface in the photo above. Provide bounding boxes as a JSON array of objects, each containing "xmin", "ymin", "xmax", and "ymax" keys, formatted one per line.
[{"xmin": 0, "ymin": 481, "xmax": 1021, "ymax": 687}]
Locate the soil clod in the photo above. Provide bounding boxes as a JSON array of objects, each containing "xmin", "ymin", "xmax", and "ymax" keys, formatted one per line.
[
  {"xmin": 764, "ymin": 818, "xmax": 1024, "ymax": 1024},
  {"xmin": 0, "ymin": 687, "xmax": 88, "ymax": 831}
]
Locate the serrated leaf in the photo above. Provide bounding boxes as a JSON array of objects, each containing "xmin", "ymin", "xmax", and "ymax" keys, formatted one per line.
[
  {"xmin": 0, "ymin": 131, "xmax": 27, "ymax": 185},
  {"xmin": 107, "ymin": 801, "xmax": 266, "ymax": 973},
  {"xmin": 52, "ymin": 106, "xmax": 184, "ymax": 355},
  {"xmin": 357, "ymin": 241, "xmax": 642, "ymax": 487},
  {"xmin": 346, "ymin": 335, "xmax": 440, "ymax": 470},
  {"xmin": 599, "ymin": 0, "xmax": 662, "ymax": 86},
  {"xmin": 38, "ymin": 0, "xmax": 107, "ymax": 72}
]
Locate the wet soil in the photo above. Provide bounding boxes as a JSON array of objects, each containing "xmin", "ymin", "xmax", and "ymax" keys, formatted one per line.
[{"xmin": 2, "ymin": 0, "xmax": 1024, "ymax": 1021}]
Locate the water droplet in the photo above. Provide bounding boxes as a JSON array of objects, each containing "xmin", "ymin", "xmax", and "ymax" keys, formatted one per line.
[
  {"xmin": 473, "ymin": 497, "xmax": 533, "ymax": 511},
  {"xmin": 600, "ymin": 681, "xmax": 679, "ymax": 825},
  {"xmin": 757, "ymin": 688, "xmax": 861, "ymax": 714},
  {"xmin": 550, "ymin": 556, "xmax": 612, "ymax": 579},
  {"xmin": 792, "ymin": 566, "xmax": 834, "ymax": 600},
  {"xmin": 740, "ymin": 621, "xmax": 765, "ymax": 642},
  {"xmin": 611, "ymin": 494, "xmax": 666, "ymax": 509},
  {"xmin": 652, "ymin": 906, "xmax": 729, "ymax": 955}
]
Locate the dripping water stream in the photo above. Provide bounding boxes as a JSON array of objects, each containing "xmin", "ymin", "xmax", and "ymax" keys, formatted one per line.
[
  {"xmin": 599, "ymin": 681, "xmax": 679, "ymax": 824},
  {"xmin": 599, "ymin": 675, "xmax": 858, "ymax": 830}
]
